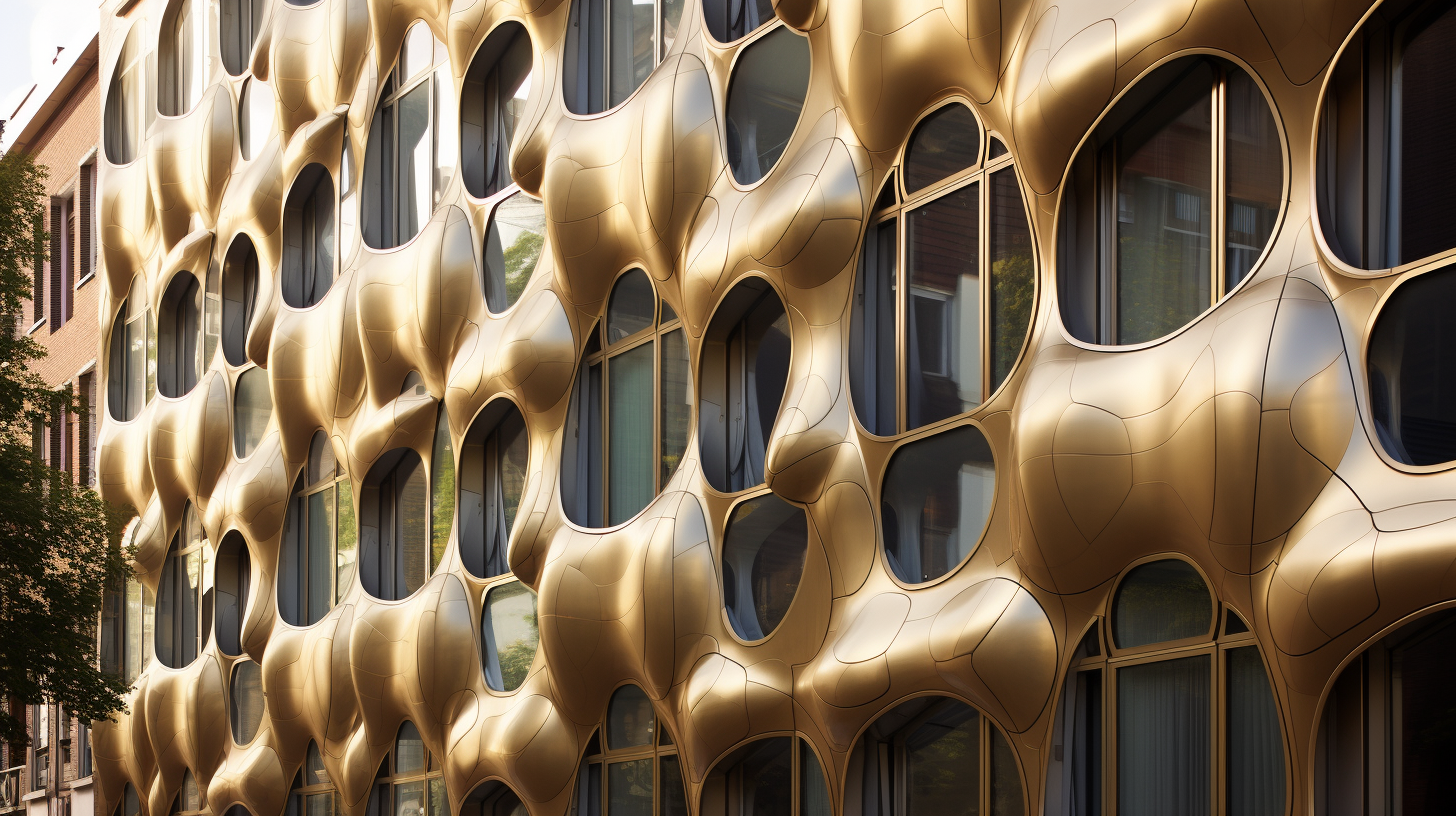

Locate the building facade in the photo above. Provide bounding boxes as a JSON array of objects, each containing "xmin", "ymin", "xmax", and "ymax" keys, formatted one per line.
[
  {"xmin": 89, "ymin": 0, "xmax": 1456, "ymax": 815},
  {"xmin": 2, "ymin": 22, "xmax": 107, "ymax": 816}
]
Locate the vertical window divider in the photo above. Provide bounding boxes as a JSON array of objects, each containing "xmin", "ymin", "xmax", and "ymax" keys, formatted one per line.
[
  {"xmin": 1212, "ymin": 68, "xmax": 1227, "ymax": 303},
  {"xmin": 979, "ymin": 152, "xmax": 991, "ymax": 404},
  {"xmin": 895, "ymin": 210, "xmax": 907, "ymax": 435}
]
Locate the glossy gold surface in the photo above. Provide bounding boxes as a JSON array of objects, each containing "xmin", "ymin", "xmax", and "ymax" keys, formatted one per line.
[{"xmin": 93, "ymin": 0, "xmax": 1456, "ymax": 814}]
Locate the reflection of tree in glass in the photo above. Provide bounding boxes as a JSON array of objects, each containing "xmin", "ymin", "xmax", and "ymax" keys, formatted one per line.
[
  {"xmin": 906, "ymin": 713, "xmax": 980, "ymax": 814},
  {"xmin": 990, "ymin": 252, "xmax": 1034, "ymax": 389},
  {"xmin": 502, "ymin": 229, "xmax": 543, "ymax": 305},
  {"xmin": 496, "ymin": 604, "xmax": 539, "ymax": 689}
]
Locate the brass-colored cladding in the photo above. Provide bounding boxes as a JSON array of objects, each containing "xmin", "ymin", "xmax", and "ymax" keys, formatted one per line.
[{"xmin": 91, "ymin": 0, "xmax": 1456, "ymax": 814}]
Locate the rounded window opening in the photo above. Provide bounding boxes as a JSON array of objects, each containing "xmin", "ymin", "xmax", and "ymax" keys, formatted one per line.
[
  {"xmin": 903, "ymin": 104, "xmax": 981, "ymax": 194},
  {"xmin": 1111, "ymin": 558, "xmax": 1214, "ymax": 649},
  {"xmin": 721, "ymin": 493, "xmax": 807, "ymax": 642},
  {"xmin": 105, "ymin": 29, "xmax": 144, "ymax": 164},
  {"xmin": 158, "ymin": 0, "xmax": 206, "ymax": 117},
  {"xmin": 215, "ymin": 531, "xmax": 252, "ymax": 656},
  {"xmin": 481, "ymin": 580, "xmax": 539, "ymax": 692},
  {"xmin": 282, "ymin": 163, "xmax": 336, "ymax": 309},
  {"xmin": 460, "ymin": 401, "xmax": 528, "ymax": 579},
  {"xmin": 1058, "ymin": 55, "xmax": 1282, "ymax": 346},
  {"xmin": 848, "ymin": 696, "xmax": 1025, "ymax": 816},
  {"xmin": 363, "ymin": 22, "xmax": 446, "ymax": 250},
  {"xmin": 116, "ymin": 783, "xmax": 142, "ymax": 816},
  {"xmin": 173, "ymin": 770, "xmax": 202, "ymax": 816},
  {"xmin": 1318, "ymin": 0, "xmax": 1456, "ymax": 269},
  {"xmin": 233, "ymin": 367, "xmax": 272, "ymax": 459},
  {"xmin": 157, "ymin": 271, "xmax": 205, "ymax": 399},
  {"xmin": 221, "ymin": 235, "xmax": 260, "ymax": 366},
  {"xmin": 289, "ymin": 742, "xmax": 337, "ymax": 815},
  {"xmin": 1367, "ymin": 264, "xmax": 1456, "ymax": 466},
  {"xmin": 704, "ymin": 0, "xmax": 775, "ymax": 43},
  {"xmin": 725, "ymin": 26, "xmax": 810, "ymax": 185},
  {"xmin": 280, "ymin": 431, "xmax": 356, "ymax": 626},
  {"xmin": 220, "ymin": 0, "xmax": 262, "ymax": 77},
  {"xmin": 462, "ymin": 781, "xmax": 527, "ymax": 816},
  {"xmin": 359, "ymin": 431, "xmax": 449, "ymax": 601},
  {"xmin": 108, "ymin": 276, "xmax": 156, "ymax": 422},
  {"xmin": 101, "ymin": 523, "xmax": 156, "ymax": 685},
  {"xmin": 572, "ymin": 684, "xmax": 688, "ymax": 815},
  {"xmin": 369, "ymin": 723, "xmax": 445, "ymax": 816},
  {"xmin": 563, "ymin": 0, "xmax": 685, "ymax": 115},
  {"xmin": 239, "ymin": 79, "xmax": 275, "ymax": 162},
  {"xmin": 562, "ymin": 269, "xmax": 692, "ymax": 526},
  {"xmin": 229, "ymin": 659, "xmax": 264, "ymax": 744},
  {"xmin": 701, "ymin": 736, "xmax": 830, "ymax": 816},
  {"xmin": 698, "ymin": 277, "xmax": 788, "ymax": 493},
  {"xmin": 462, "ymin": 22, "xmax": 534, "ymax": 199},
  {"xmin": 156, "ymin": 503, "xmax": 209, "ymax": 670},
  {"xmin": 881, "ymin": 424, "xmax": 995, "ymax": 585},
  {"xmin": 482, "ymin": 192, "xmax": 545, "ymax": 314}
]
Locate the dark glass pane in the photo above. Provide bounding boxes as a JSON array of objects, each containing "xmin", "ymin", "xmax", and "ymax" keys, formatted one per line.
[
  {"xmin": 1399, "ymin": 5, "xmax": 1456, "ymax": 264},
  {"xmin": 907, "ymin": 702, "xmax": 979, "ymax": 816},
  {"xmin": 1223, "ymin": 610, "xmax": 1250, "ymax": 636},
  {"xmin": 907, "ymin": 183, "xmax": 979, "ymax": 429},
  {"xmin": 478, "ymin": 406, "xmax": 528, "ymax": 578},
  {"xmin": 988, "ymin": 168, "xmax": 1034, "ymax": 394},
  {"xmin": 607, "ymin": 269, "xmax": 655, "ymax": 343},
  {"xmin": 1392, "ymin": 613, "xmax": 1456, "ymax": 816},
  {"xmin": 563, "ymin": 0, "xmax": 607, "ymax": 115},
  {"xmin": 718, "ymin": 738, "xmax": 791, "ymax": 816},
  {"xmin": 988, "ymin": 136, "xmax": 1007, "ymax": 160},
  {"xmin": 307, "ymin": 488, "xmax": 334, "ymax": 624},
  {"xmin": 307, "ymin": 430, "xmax": 337, "ymax": 486},
  {"xmin": 607, "ymin": 685, "xmax": 654, "ymax": 749},
  {"xmin": 1368, "ymin": 265, "xmax": 1456, "ymax": 466},
  {"xmin": 721, "ymin": 494, "xmax": 807, "ymax": 640},
  {"xmin": 484, "ymin": 193, "xmax": 546, "ymax": 313},
  {"xmin": 659, "ymin": 756, "xmax": 688, "ymax": 816},
  {"xmin": 395, "ymin": 723, "xmax": 426, "ymax": 774},
  {"xmin": 905, "ymin": 105, "xmax": 980, "ymax": 194},
  {"xmin": 989, "ymin": 725, "xmax": 1024, "ymax": 816},
  {"xmin": 608, "ymin": 342, "xmax": 655, "ymax": 524},
  {"xmin": 725, "ymin": 28, "xmax": 810, "ymax": 184},
  {"xmin": 881, "ymin": 425, "xmax": 995, "ymax": 584},
  {"xmin": 483, "ymin": 582, "xmax": 538, "ymax": 692},
  {"xmin": 234, "ymin": 367, "xmax": 272, "ymax": 458},
  {"xmin": 396, "ymin": 83, "xmax": 432, "ymax": 244},
  {"xmin": 230, "ymin": 660, "xmax": 264, "ymax": 744},
  {"xmin": 1115, "ymin": 63, "xmax": 1213, "ymax": 344},
  {"xmin": 607, "ymin": 759, "xmax": 653, "ymax": 816},
  {"xmin": 1225, "ymin": 647, "xmax": 1284, "ymax": 816},
  {"xmin": 1223, "ymin": 69, "xmax": 1281, "ymax": 288},
  {"xmin": 799, "ymin": 741, "xmax": 831, "ymax": 816},
  {"xmin": 1116, "ymin": 655, "xmax": 1210, "ymax": 816},
  {"xmin": 659, "ymin": 329, "xmax": 691, "ymax": 485},
  {"xmin": 850, "ymin": 217, "xmax": 897, "ymax": 436},
  {"xmin": 399, "ymin": 455, "xmax": 430, "ymax": 596},
  {"xmin": 608, "ymin": 0, "xmax": 655, "ymax": 107},
  {"xmin": 700, "ymin": 281, "xmax": 790, "ymax": 492},
  {"xmin": 703, "ymin": 0, "xmax": 775, "ymax": 43},
  {"xmin": 1111, "ymin": 560, "xmax": 1212, "ymax": 648}
]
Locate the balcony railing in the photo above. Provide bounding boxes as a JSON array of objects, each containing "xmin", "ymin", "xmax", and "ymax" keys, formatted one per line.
[{"xmin": 0, "ymin": 765, "xmax": 24, "ymax": 813}]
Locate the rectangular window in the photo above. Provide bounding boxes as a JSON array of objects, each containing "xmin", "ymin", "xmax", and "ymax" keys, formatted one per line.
[
  {"xmin": 906, "ymin": 182, "xmax": 979, "ymax": 429},
  {"xmin": 78, "ymin": 163, "xmax": 95, "ymax": 284},
  {"xmin": 32, "ymin": 705, "xmax": 49, "ymax": 791},
  {"xmin": 80, "ymin": 372, "xmax": 96, "ymax": 487},
  {"xmin": 607, "ymin": 342, "xmax": 654, "ymax": 525},
  {"xmin": 49, "ymin": 195, "xmax": 74, "ymax": 332},
  {"xmin": 32, "ymin": 213, "xmax": 44, "ymax": 328},
  {"xmin": 1116, "ymin": 655, "xmax": 1210, "ymax": 816}
]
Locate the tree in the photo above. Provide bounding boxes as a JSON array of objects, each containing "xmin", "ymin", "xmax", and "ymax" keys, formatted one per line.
[{"xmin": 0, "ymin": 149, "xmax": 132, "ymax": 747}]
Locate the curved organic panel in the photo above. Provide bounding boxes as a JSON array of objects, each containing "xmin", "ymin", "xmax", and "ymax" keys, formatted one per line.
[{"xmin": 92, "ymin": 0, "xmax": 1456, "ymax": 816}]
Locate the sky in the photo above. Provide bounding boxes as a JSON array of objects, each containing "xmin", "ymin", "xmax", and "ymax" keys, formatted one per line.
[{"xmin": 1, "ymin": 0, "xmax": 97, "ymax": 129}]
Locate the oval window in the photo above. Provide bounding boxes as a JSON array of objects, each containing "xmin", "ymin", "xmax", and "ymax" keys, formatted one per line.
[
  {"xmin": 483, "ymin": 192, "xmax": 545, "ymax": 314},
  {"xmin": 881, "ymin": 424, "xmax": 995, "ymax": 584},
  {"xmin": 720, "ymin": 493, "xmax": 807, "ymax": 641},
  {"xmin": 233, "ymin": 367, "xmax": 272, "ymax": 459},
  {"xmin": 725, "ymin": 27, "xmax": 810, "ymax": 184},
  {"xmin": 1111, "ymin": 559, "xmax": 1213, "ymax": 649},
  {"xmin": 1367, "ymin": 264, "xmax": 1456, "ymax": 466},
  {"xmin": 230, "ymin": 659, "xmax": 264, "ymax": 744},
  {"xmin": 481, "ymin": 581, "xmax": 539, "ymax": 692}
]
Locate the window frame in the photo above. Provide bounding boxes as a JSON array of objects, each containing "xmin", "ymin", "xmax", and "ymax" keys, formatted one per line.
[
  {"xmin": 720, "ymin": 21, "xmax": 812, "ymax": 191},
  {"xmin": 290, "ymin": 741, "xmax": 341, "ymax": 816},
  {"xmin": 373, "ymin": 724, "xmax": 446, "ymax": 816},
  {"xmin": 575, "ymin": 683, "xmax": 684, "ymax": 816},
  {"xmin": 281, "ymin": 432, "xmax": 355, "ymax": 625},
  {"xmin": 461, "ymin": 22, "xmax": 535, "ymax": 201},
  {"xmin": 365, "ymin": 23, "xmax": 444, "ymax": 250},
  {"xmin": 159, "ymin": 0, "xmax": 206, "ymax": 118},
  {"xmin": 156, "ymin": 503, "xmax": 210, "ymax": 670},
  {"xmin": 228, "ymin": 658, "xmax": 266, "ymax": 746},
  {"xmin": 108, "ymin": 277, "xmax": 156, "ymax": 422},
  {"xmin": 281, "ymin": 163, "xmax": 339, "ymax": 310},
  {"xmin": 479, "ymin": 186, "xmax": 547, "ymax": 316}
]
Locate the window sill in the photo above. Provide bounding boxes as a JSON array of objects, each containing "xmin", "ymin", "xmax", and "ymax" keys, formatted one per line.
[
  {"xmin": 75, "ymin": 273, "xmax": 93, "ymax": 291},
  {"xmin": 27, "ymin": 319, "xmax": 45, "ymax": 336},
  {"xmin": 21, "ymin": 790, "xmax": 46, "ymax": 802},
  {"xmin": 65, "ymin": 776, "xmax": 93, "ymax": 790}
]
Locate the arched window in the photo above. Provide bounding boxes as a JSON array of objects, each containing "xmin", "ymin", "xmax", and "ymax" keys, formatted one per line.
[
  {"xmin": 108, "ymin": 276, "xmax": 156, "ymax": 422},
  {"xmin": 1319, "ymin": 0, "xmax": 1456, "ymax": 269},
  {"xmin": 156, "ymin": 503, "xmax": 208, "ymax": 669},
  {"xmin": 220, "ymin": 0, "xmax": 262, "ymax": 77},
  {"xmin": 1059, "ymin": 56, "xmax": 1282, "ymax": 346},
  {"xmin": 280, "ymin": 431, "xmax": 356, "ymax": 626},
  {"xmin": 720, "ymin": 493, "xmax": 807, "ymax": 642},
  {"xmin": 282, "ymin": 164, "xmax": 336, "ymax": 309},
  {"xmin": 703, "ymin": 0, "xmax": 774, "ymax": 43},
  {"xmin": 1316, "ymin": 607, "xmax": 1456, "ymax": 816},
  {"xmin": 461, "ymin": 780, "xmax": 527, "ymax": 816},
  {"xmin": 288, "ymin": 742, "xmax": 339, "ymax": 816},
  {"xmin": 880, "ymin": 424, "xmax": 995, "ymax": 584},
  {"xmin": 852, "ymin": 104, "xmax": 1036, "ymax": 436},
  {"xmin": 105, "ymin": 29, "xmax": 145, "ymax": 164},
  {"xmin": 724, "ymin": 26, "xmax": 810, "ymax": 185},
  {"xmin": 562, "ymin": 0, "xmax": 686, "ymax": 114},
  {"xmin": 222, "ymin": 235, "xmax": 260, "ymax": 366},
  {"xmin": 460, "ymin": 401, "xmax": 528, "ymax": 579},
  {"xmin": 562, "ymin": 269, "xmax": 691, "ymax": 526},
  {"xmin": 172, "ymin": 771, "xmax": 202, "ymax": 816},
  {"xmin": 430, "ymin": 406, "xmax": 455, "ymax": 571},
  {"xmin": 239, "ymin": 79, "xmax": 275, "ymax": 162},
  {"xmin": 215, "ymin": 531, "xmax": 252, "ymax": 655},
  {"xmin": 158, "ymin": 271, "xmax": 204, "ymax": 398},
  {"xmin": 698, "ymin": 277, "xmax": 788, "ymax": 493},
  {"xmin": 233, "ymin": 367, "xmax": 272, "ymax": 459},
  {"xmin": 117, "ymin": 783, "xmax": 142, "ymax": 816},
  {"xmin": 481, "ymin": 580, "xmax": 539, "ymax": 692},
  {"xmin": 573, "ymin": 685, "xmax": 688, "ymax": 815},
  {"xmin": 482, "ymin": 192, "xmax": 546, "ymax": 314},
  {"xmin": 230, "ymin": 659, "xmax": 264, "ymax": 744},
  {"xmin": 701, "ymin": 736, "xmax": 830, "ymax": 816},
  {"xmin": 363, "ymin": 22, "xmax": 447, "ymax": 249},
  {"xmin": 462, "ymin": 23, "xmax": 533, "ymax": 199},
  {"xmin": 100, "ymin": 520, "xmax": 155, "ymax": 683},
  {"xmin": 160, "ymin": 0, "xmax": 206, "ymax": 117},
  {"xmin": 371, "ymin": 723, "xmax": 446, "ymax": 816},
  {"xmin": 360, "ymin": 426, "xmax": 447, "ymax": 601},
  {"xmin": 848, "ymin": 696, "xmax": 1025, "ymax": 816},
  {"xmin": 1367, "ymin": 265, "xmax": 1456, "ymax": 466},
  {"xmin": 1045, "ymin": 560, "xmax": 1285, "ymax": 816}
]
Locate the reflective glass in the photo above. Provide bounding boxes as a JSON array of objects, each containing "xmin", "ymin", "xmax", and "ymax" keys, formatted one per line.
[
  {"xmin": 799, "ymin": 742, "xmax": 831, "ymax": 816},
  {"xmin": 906, "ymin": 704, "xmax": 979, "ymax": 815},
  {"xmin": 1225, "ymin": 647, "xmax": 1284, "ymax": 816},
  {"xmin": 608, "ymin": 0, "xmax": 655, "ymax": 107},
  {"xmin": 431, "ymin": 407, "xmax": 454, "ymax": 571},
  {"xmin": 721, "ymin": 738, "xmax": 791, "ymax": 816},
  {"xmin": 607, "ymin": 759, "xmax": 653, "ymax": 816},
  {"xmin": 608, "ymin": 342, "xmax": 654, "ymax": 524},
  {"xmin": 1223, "ymin": 70, "xmax": 1280, "ymax": 288},
  {"xmin": 703, "ymin": 0, "xmax": 774, "ymax": 42},
  {"xmin": 396, "ymin": 723, "xmax": 426, "ymax": 774},
  {"xmin": 241, "ymin": 78, "xmax": 275, "ymax": 161},
  {"xmin": 1116, "ymin": 655, "xmax": 1210, "ymax": 816},
  {"xmin": 607, "ymin": 685, "xmax": 654, "ymax": 749},
  {"xmin": 483, "ymin": 582, "xmax": 538, "ymax": 692},
  {"xmin": 850, "ymin": 218, "xmax": 897, "ymax": 436},
  {"xmin": 399, "ymin": 457, "xmax": 430, "ymax": 597},
  {"xmin": 988, "ymin": 169, "xmax": 1034, "ymax": 394},
  {"xmin": 1398, "ymin": 5, "xmax": 1456, "ymax": 264},
  {"xmin": 1367, "ymin": 265, "xmax": 1456, "ymax": 466},
  {"xmin": 230, "ymin": 660, "xmax": 264, "ymax": 744},
  {"xmin": 907, "ymin": 182, "xmax": 980, "ymax": 429},
  {"xmin": 659, "ymin": 756, "xmax": 688, "ymax": 816},
  {"xmin": 904, "ymin": 105, "xmax": 980, "ymax": 194},
  {"xmin": 401, "ymin": 24, "xmax": 436, "ymax": 84},
  {"xmin": 607, "ymin": 270, "xmax": 655, "ymax": 343},
  {"xmin": 721, "ymin": 494, "xmax": 807, "ymax": 641},
  {"xmin": 882, "ymin": 424, "xmax": 995, "ymax": 584},
  {"xmin": 307, "ymin": 488, "xmax": 334, "ymax": 623},
  {"xmin": 989, "ymin": 724, "xmax": 1024, "ymax": 816},
  {"xmin": 397, "ymin": 83, "xmax": 433, "ymax": 244},
  {"xmin": 395, "ymin": 782, "xmax": 426, "ymax": 816},
  {"xmin": 1390, "ymin": 611, "xmax": 1456, "ymax": 816},
  {"xmin": 336, "ymin": 480, "xmax": 357, "ymax": 593},
  {"xmin": 307, "ymin": 742, "xmax": 331, "ymax": 785},
  {"xmin": 661, "ymin": 0, "xmax": 686, "ymax": 52},
  {"xmin": 659, "ymin": 328, "xmax": 691, "ymax": 485},
  {"xmin": 725, "ymin": 27, "xmax": 810, "ymax": 184},
  {"xmin": 234, "ymin": 368, "xmax": 272, "ymax": 458},
  {"xmin": 483, "ymin": 193, "xmax": 545, "ymax": 313},
  {"xmin": 1111, "ymin": 559, "xmax": 1212, "ymax": 648}
]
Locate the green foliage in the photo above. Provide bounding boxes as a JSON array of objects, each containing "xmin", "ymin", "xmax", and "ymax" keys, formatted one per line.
[
  {"xmin": 0, "ymin": 150, "xmax": 132, "ymax": 747},
  {"xmin": 495, "ymin": 604, "xmax": 539, "ymax": 691},
  {"xmin": 502, "ymin": 229, "xmax": 544, "ymax": 305},
  {"xmin": 990, "ymin": 252, "xmax": 1035, "ymax": 389}
]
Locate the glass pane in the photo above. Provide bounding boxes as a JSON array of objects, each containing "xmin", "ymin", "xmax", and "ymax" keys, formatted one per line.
[
  {"xmin": 242, "ymin": 78, "xmax": 275, "ymax": 161},
  {"xmin": 703, "ymin": 283, "xmax": 791, "ymax": 493},
  {"xmin": 307, "ymin": 742, "xmax": 331, "ymax": 786},
  {"xmin": 881, "ymin": 424, "xmax": 995, "ymax": 584},
  {"xmin": 124, "ymin": 785, "xmax": 141, "ymax": 816},
  {"xmin": 724, "ymin": 28, "xmax": 810, "ymax": 184},
  {"xmin": 429, "ymin": 778, "xmax": 445, "ymax": 816},
  {"xmin": 1225, "ymin": 647, "xmax": 1284, "ymax": 816},
  {"xmin": 904, "ymin": 105, "xmax": 980, "ymax": 194},
  {"xmin": 988, "ymin": 169, "xmax": 1034, "ymax": 394},
  {"xmin": 483, "ymin": 193, "xmax": 546, "ymax": 313},
  {"xmin": 799, "ymin": 741, "xmax": 832, "ymax": 816},
  {"xmin": 126, "ymin": 312, "xmax": 146, "ymax": 420},
  {"xmin": 907, "ymin": 182, "xmax": 980, "ymax": 429},
  {"xmin": 850, "ymin": 217, "xmax": 897, "ymax": 436},
  {"xmin": 608, "ymin": 0, "xmax": 655, "ymax": 107},
  {"xmin": 721, "ymin": 494, "xmax": 807, "ymax": 641},
  {"xmin": 659, "ymin": 755, "xmax": 688, "ymax": 816},
  {"xmin": 306, "ymin": 793, "xmax": 334, "ymax": 816},
  {"xmin": 1398, "ymin": 5, "xmax": 1456, "ymax": 264},
  {"xmin": 704, "ymin": 0, "xmax": 775, "ymax": 43},
  {"xmin": 906, "ymin": 703, "xmax": 979, "ymax": 816},
  {"xmin": 1116, "ymin": 655, "xmax": 1210, "ymax": 816},
  {"xmin": 607, "ymin": 269, "xmax": 655, "ymax": 343},
  {"xmin": 989, "ymin": 725, "xmax": 1025, "ymax": 816},
  {"xmin": 608, "ymin": 342, "xmax": 655, "ymax": 524},
  {"xmin": 483, "ymin": 581, "xmax": 538, "ymax": 692},
  {"xmin": 1392, "ymin": 613, "xmax": 1456, "ymax": 816},
  {"xmin": 308, "ymin": 431, "xmax": 337, "ymax": 486},
  {"xmin": 336, "ymin": 480, "xmax": 357, "ymax": 596},
  {"xmin": 1366, "ymin": 265, "xmax": 1456, "ymax": 466},
  {"xmin": 1115, "ymin": 63, "xmax": 1212, "ymax": 345},
  {"xmin": 182, "ymin": 770, "xmax": 200, "ymax": 811},
  {"xmin": 307, "ymin": 488, "xmax": 335, "ymax": 624},
  {"xmin": 396, "ymin": 723, "xmax": 426, "ymax": 774},
  {"xmin": 397, "ymin": 83, "xmax": 433, "ymax": 245},
  {"xmin": 401, "ymin": 23, "xmax": 436, "ymax": 83},
  {"xmin": 1223, "ymin": 69, "xmax": 1280, "ymax": 288},
  {"xmin": 1111, "ymin": 559, "xmax": 1212, "ymax": 648},
  {"xmin": 395, "ymin": 781, "xmax": 426, "ymax": 816},
  {"xmin": 234, "ymin": 367, "xmax": 272, "ymax": 458},
  {"xmin": 659, "ymin": 328, "xmax": 691, "ymax": 485},
  {"xmin": 398, "ymin": 456, "xmax": 430, "ymax": 596},
  {"xmin": 432, "ymin": 407, "xmax": 455, "ymax": 572},
  {"xmin": 722, "ymin": 738, "xmax": 791, "ymax": 816},
  {"xmin": 126, "ymin": 578, "xmax": 143, "ymax": 682},
  {"xmin": 661, "ymin": 0, "xmax": 686, "ymax": 54},
  {"xmin": 204, "ymin": 269, "xmax": 221, "ymax": 371},
  {"xmin": 607, "ymin": 759, "xmax": 653, "ymax": 816},
  {"xmin": 606, "ymin": 685, "xmax": 654, "ymax": 749},
  {"xmin": 230, "ymin": 660, "xmax": 264, "ymax": 744}
]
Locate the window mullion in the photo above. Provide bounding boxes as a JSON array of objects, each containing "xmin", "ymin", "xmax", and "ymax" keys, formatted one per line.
[
  {"xmin": 980, "ymin": 171, "xmax": 990, "ymax": 404},
  {"xmin": 895, "ymin": 213, "xmax": 906, "ymax": 434},
  {"xmin": 1212, "ymin": 71, "xmax": 1227, "ymax": 303}
]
